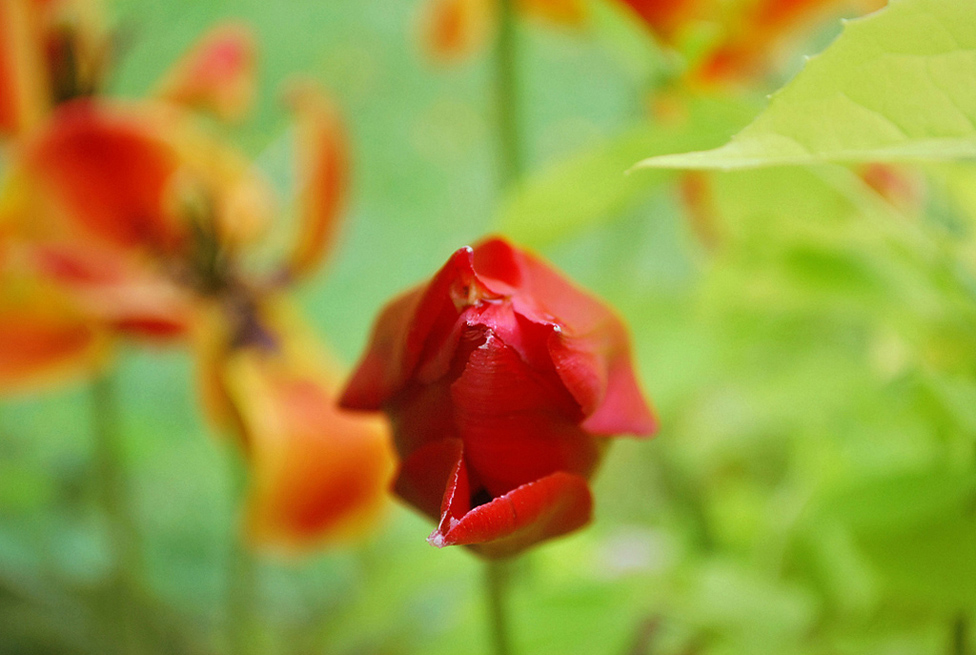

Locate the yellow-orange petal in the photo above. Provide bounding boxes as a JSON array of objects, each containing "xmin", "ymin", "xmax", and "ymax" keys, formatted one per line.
[
  {"xmin": 0, "ymin": 270, "xmax": 109, "ymax": 394},
  {"xmin": 155, "ymin": 22, "xmax": 257, "ymax": 123},
  {"xmin": 282, "ymin": 82, "xmax": 349, "ymax": 280},
  {"xmin": 617, "ymin": 0, "xmax": 701, "ymax": 43},
  {"xmin": 693, "ymin": 0, "xmax": 886, "ymax": 85},
  {"xmin": 31, "ymin": 241, "xmax": 195, "ymax": 339},
  {"xmin": 0, "ymin": 0, "xmax": 50, "ymax": 136},
  {"xmin": 199, "ymin": 300, "xmax": 396, "ymax": 551},
  {"xmin": 417, "ymin": 0, "xmax": 494, "ymax": 63},
  {"xmin": 518, "ymin": 0, "xmax": 587, "ymax": 26},
  {"xmin": 859, "ymin": 163, "xmax": 925, "ymax": 213},
  {"xmin": 237, "ymin": 361, "xmax": 395, "ymax": 551}
]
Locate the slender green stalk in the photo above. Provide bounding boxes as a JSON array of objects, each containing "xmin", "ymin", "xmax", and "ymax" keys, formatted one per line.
[
  {"xmin": 486, "ymin": 5, "xmax": 522, "ymax": 648},
  {"xmin": 494, "ymin": 0, "xmax": 523, "ymax": 189},
  {"xmin": 226, "ymin": 445, "xmax": 258, "ymax": 655},
  {"xmin": 91, "ymin": 369, "xmax": 143, "ymax": 654},
  {"xmin": 954, "ymin": 613, "xmax": 969, "ymax": 655},
  {"xmin": 485, "ymin": 559, "xmax": 515, "ymax": 655}
]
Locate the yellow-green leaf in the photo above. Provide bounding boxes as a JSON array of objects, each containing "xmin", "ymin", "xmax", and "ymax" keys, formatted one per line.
[{"xmin": 635, "ymin": 0, "xmax": 976, "ymax": 170}]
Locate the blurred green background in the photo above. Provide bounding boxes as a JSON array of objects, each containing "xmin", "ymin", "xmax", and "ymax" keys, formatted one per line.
[{"xmin": 2, "ymin": 0, "xmax": 975, "ymax": 654}]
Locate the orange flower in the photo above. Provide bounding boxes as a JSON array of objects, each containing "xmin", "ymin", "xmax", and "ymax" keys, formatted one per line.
[
  {"xmin": 1, "ymin": 7, "xmax": 385, "ymax": 551},
  {"xmin": 617, "ymin": 0, "xmax": 885, "ymax": 86},
  {"xmin": 418, "ymin": 0, "xmax": 586, "ymax": 63}
]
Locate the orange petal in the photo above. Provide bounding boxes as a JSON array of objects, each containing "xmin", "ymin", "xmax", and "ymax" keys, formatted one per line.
[
  {"xmin": 238, "ymin": 361, "xmax": 395, "ymax": 550},
  {"xmin": 31, "ymin": 241, "xmax": 195, "ymax": 339},
  {"xmin": 283, "ymin": 82, "xmax": 348, "ymax": 279},
  {"xmin": 204, "ymin": 302, "xmax": 396, "ymax": 551},
  {"xmin": 0, "ymin": 0, "xmax": 50, "ymax": 136},
  {"xmin": 693, "ymin": 0, "xmax": 886, "ymax": 85},
  {"xmin": 417, "ymin": 0, "xmax": 493, "ymax": 63},
  {"xmin": 859, "ymin": 163, "xmax": 924, "ymax": 213},
  {"xmin": 0, "ymin": 266, "xmax": 109, "ymax": 393},
  {"xmin": 22, "ymin": 100, "xmax": 188, "ymax": 254},
  {"xmin": 616, "ymin": 0, "xmax": 701, "ymax": 43},
  {"xmin": 518, "ymin": 0, "xmax": 587, "ymax": 26},
  {"xmin": 155, "ymin": 22, "xmax": 257, "ymax": 123}
]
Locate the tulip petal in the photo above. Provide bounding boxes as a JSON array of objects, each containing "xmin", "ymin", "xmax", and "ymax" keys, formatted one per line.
[
  {"xmin": 241, "ymin": 368, "xmax": 395, "ymax": 550},
  {"xmin": 475, "ymin": 237, "xmax": 657, "ymax": 436},
  {"xmin": 429, "ymin": 469, "xmax": 593, "ymax": 559},
  {"xmin": 449, "ymin": 329, "xmax": 601, "ymax": 495},
  {"xmin": 283, "ymin": 83, "xmax": 349, "ymax": 280},
  {"xmin": 23, "ymin": 100, "xmax": 186, "ymax": 254},
  {"xmin": 208, "ymin": 303, "xmax": 396, "ymax": 551},
  {"xmin": 518, "ymin": 0, "xmax": 587, "ymax": 26},
  {"xmin": 394, "ymin": 438, "xmax": 465, "ymax": 522},
  {"xmin": 155, "ymin": 22, "xmax": 257, "ymax": 122},
  {"xmin": 617, "ymin": 0, "xmax": 700, "ymax": 42},
  {"xmin": 32, "ymin": 242, "xmax": 193, "ymax": 339},
  {"xmin": 341, "ymin": 246, "xmax": 480, "ymax": 410},
  {"xmin": 694, "ymin": 0, "xmax": 886, "ymax": 84},
  {"xmin": 0, "ymin": 274, "xmax": 109, "ymax": 393},
  {"xmin": 417, "ymin": 0, "xmax": 493, "ymax": 63},
  {"xmin": 0, "ymin": 0, "xmax": 50, "ymax": 136}
]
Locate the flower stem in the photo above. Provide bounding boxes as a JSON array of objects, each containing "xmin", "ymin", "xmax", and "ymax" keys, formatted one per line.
[
  {"xmin": 90, "ymin": 368, "xmax": 143, "ymax": 654},
  {"xmin": 485, "ymin": 559, "xmax": 515, "ymax": 655},
  {"xmin": 226, "ymin": 445, "xmax": 258, "ymax": 655},
  {"xmin": 494, "ymin": 0, "xmax": 523, "ymax": 189},
  {"xmin": 954, "ymin": 613, "xmax": 969, "ymax": 655}
]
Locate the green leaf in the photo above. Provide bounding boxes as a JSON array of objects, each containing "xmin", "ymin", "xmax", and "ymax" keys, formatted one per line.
[
  {"xmin": 498, "ymin": 99, "xmax": 755, "ymax": 244},
  {"xmin": 859, "ymin": 514, "xmax": 976, "ymax": 609},
  {"xmin": 811, "ymin": 468, "xmax": 976, "ymax": 609},
  {"xmin": 817, "ymin": 468, "xmax": 976, "ymax": 533},
  {"xmin": 635, "ymin": 0, "xmax": 976, "ymax": 170}
]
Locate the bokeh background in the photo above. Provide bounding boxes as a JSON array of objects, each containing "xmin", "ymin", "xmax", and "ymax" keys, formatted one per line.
[{"xmin": 2, "ymin": 0, "xmax": 974, "ymax": 654}]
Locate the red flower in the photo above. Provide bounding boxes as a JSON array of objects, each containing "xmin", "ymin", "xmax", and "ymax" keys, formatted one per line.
[{"xmin": 340, "ymin": 237, "xmax": 656, "ymax": 558}]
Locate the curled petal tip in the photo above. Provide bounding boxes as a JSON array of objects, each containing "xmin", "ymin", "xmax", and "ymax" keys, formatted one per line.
[
  {"xmin": 427, "ymin": 531, "xmax": 448, "ymax": 548},
  {"xmin": 417, "ymin": 0, "xmax": 493, "ymax": 64},
  {"xmin": 156, "ymin": 22, "xmax": 257, "ymax": 122},
  {"xmin": 283, "ymin": 81, "xmax": 349, "ymax": 280}
]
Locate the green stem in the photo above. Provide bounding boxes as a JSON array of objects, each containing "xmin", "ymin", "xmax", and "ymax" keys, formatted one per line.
[
  {"xmin": 485, "ymin": 559, "xmax": 515, "ymax": 655},
  {"xmin": 494, "ymin": 0, "xmax": 523, "ymax": 189},
  {"xmin": 91, "ymin": 369, "xmax": 143, "ymax": 654},
  {"xmin": 226, "ymin": 446, "xmax": 258, "ymax": 655},
  {"xmin": 954, "ymin": 613, "xmax": 969, "ymax": 655}
]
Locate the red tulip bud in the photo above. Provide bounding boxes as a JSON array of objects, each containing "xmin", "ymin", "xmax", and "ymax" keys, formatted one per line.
[{"xmin": 341, "ymin": 237, "xmax": 656, "ymax": 558}]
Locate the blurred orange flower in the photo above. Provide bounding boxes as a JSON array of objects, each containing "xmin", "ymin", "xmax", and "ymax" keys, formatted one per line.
[
  {"xmin": 418, "ymin": 0, "xmax": 587, "ymax": 62},
  {"xmin": 0, "ymin": 9, "xmax": 393, "ymax": 548},
  {"xmin": 618, "ymin": 0, "xmax": 885, "ymax": 85}
]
